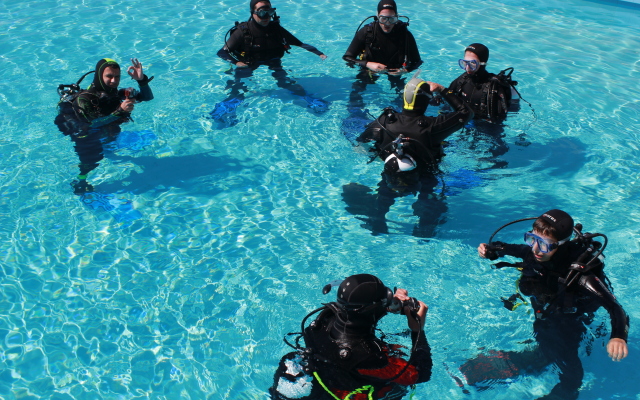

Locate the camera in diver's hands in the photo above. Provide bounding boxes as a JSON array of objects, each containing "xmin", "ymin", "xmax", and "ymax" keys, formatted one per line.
[
  {"xmin": 388, "ymin": 297, "xmax": 420, "ymax": 315},
  {"xmin": 119, "ymin": 87, "xmax": 139, "ymax": 100}
]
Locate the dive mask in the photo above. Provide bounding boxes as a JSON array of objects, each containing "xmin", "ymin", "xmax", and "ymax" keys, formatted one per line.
[
  {"xmin": 524, "ymin": 231, "xmax": 568, "ymax": 253},
  {"xmin": 254, "ymin": 7, "xmax": 276, "ymax": 18},
  {"xmin": 377, "ymin": 15, "xmax": 398, "ymax": 25},
  {"xmin": 458, "ymin": 59, "xmax": 486, "ymax": 72}
]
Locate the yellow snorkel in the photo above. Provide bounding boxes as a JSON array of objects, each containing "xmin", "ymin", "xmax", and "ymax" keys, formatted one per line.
[{"xmin": 402, "ymin": 69, "xmax": 432, "ymax": 111}]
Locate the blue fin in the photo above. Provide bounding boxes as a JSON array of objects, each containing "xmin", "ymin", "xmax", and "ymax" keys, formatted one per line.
[
  {"xmin": 80, "ymin": 192, "xmax": 143, "ymax": 223},
  {"xmin": 303, "ymin": 95, "xmax": 329, "ymax": 114},
  {"xmin": 208, "ymin": 97, "xmax": 243, "ymax": 127}
]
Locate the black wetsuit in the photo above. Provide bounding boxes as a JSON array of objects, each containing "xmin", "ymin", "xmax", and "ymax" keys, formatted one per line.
[
  {"xmin": 218, "ymin": 18, "xmax": 323, "ymax": 65},
  {"xmin": 55, "ymin": 76, "xmax": 154, "ymax": 177},
  {"xmin": 477, "ymin": 242, "xmax": 630, "ymax": 399},
  {"xmin": 448, "ymin": 69, "xmax": 515, "ymax": 123},
  {"xmin": 270, "ymin": 308, "xmax": 432, "ymax": 400},
  {"xmin": 343, "ymin": 22, "xmax": 422, "ymax": 110},
  {"xmin": 342, "ymin": 89, "xmax": 472, "ymax": 237},
  {"xmin": 446, "ymin": 69, "xmax": 518, "ymax": 168},
  {"xmin": 343, "ymin": 21, "xmax": 421, "ymax": 72},
  {"xmin": 217, "ymin": 18, "xmax": 323, "ymax": 97},
  {"xmin": 359, "ymin": 89, "xmax": 473, "ymax": 172}
]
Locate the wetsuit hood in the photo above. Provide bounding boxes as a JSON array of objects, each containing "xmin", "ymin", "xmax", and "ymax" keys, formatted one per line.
[
  {"xmin": 465, "ymin": 43, "xmax": 489, "ymax": 76},
  {"xmin": 92, "ymin": 58, "xmax": 120, "ymax": 95},
  {"xmin": 539, "ymin": 209, "xmax": 574, "ymax": 241},
  {"xmin": 378, "ymin": 0, "xmax": 397, "ymax": 13},
  {"xmin": 250, "ymin": 0, "xmax": 270, "ymax": 12},
  {"xmin": 465, "ymin": 43, "xmax": 489, "ymax": 63},
  {"xmin": 330, "ymin": 274, "xmax": 391, "ymax": 337}
]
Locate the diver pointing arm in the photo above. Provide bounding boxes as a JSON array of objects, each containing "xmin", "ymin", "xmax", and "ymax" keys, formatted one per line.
[
  {"xmin": 419, "ymin": 82, "xmax": 473, "ymax": 144},
  {"xmin": 280, "ymin": 28, "xmax": 327, "ymax": 60}
]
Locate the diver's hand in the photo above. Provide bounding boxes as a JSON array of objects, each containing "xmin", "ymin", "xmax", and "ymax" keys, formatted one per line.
[
  {"xmin": 426, "ymin": 81, "xmax": 444, "ymax": 93},
  {"xmin": 607, "ymin": 338, "xmax": 628, "ymax": 362},
  {"xmin": 236, "ymin": 61, "xmax": 249, "ymax": 68},
  {"xmin": 394, "ymin": 289, "xmax": 428, "ymax": 332},
  {"xmin": 366, "ymin": 62, "xmax": 387, "ymax": 73},
  {"xmin": 407, "ymin": 300, "xmax": 427, "ymax": 332},
  {"xmin": 478, "ymin": 243, "xmax": 489, "ymax": 258},
  {"xmin": 128, "ymin": 58, "xmax": 144, "ymax": 81},
  {"xmin": 119, "ymin": 98, "xmax": 135, "ymax": 113},
  {"xmin": 319, "ymin": 54, "xmax": 327, "ymax": 60},
  {"xmin": 387, "ymin": 68, "xmax": 407, "ymax": 76}
]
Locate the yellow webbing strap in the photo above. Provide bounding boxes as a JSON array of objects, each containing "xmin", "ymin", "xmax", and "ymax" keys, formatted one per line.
[
  {"xmin": 510, "ymin": 275, "xmax": 528, "ymax": 311},
  {"xmin": 313, "ymin": 371, "xmax": 374, "ymax": 400}
]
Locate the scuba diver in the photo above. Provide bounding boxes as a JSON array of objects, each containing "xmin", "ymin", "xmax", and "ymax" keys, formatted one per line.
[
  {"xmin": 447, "ymin": 43, "xmax": 522, "ymax": 169},
  {"xmin": 54, "ymin": 58, "xmax": 154, "ymax": 195},
  {"xmin": 342, "ymin": 0, "xmax": 422, "ymax": 137},
  {"xmin": 465, "ymin": 209, "xmax": 629, "ymax": 399},
  {"xmin": 448, "ymin": 43, "xmax": 519, "ymax": 124},
  {"xmin": 270, "ymin": 274, "xmax": 432, "ymax": 400},
  {"xmin": 214, "ymin": 0, "xmax": 329, "ymax": 126},
  {"xmin": 342, "ymin": 73, "xmax": 472, "ymax": 237}
]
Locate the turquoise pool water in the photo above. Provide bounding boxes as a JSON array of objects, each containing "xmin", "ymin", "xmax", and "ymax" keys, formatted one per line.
[{"xmin": 1, "ymin": 0, "xmax": 639, "ymax": 398}]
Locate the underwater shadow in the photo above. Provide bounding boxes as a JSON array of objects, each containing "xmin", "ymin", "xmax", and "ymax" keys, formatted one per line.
[
  {"xmin": 97, "ymin": 152, "xmax": 250, "ymax": 196},
  {"xmin": 500, "ymin": 136, "xmax": 587, "ymax": 176},
  {"xmin": 342, "ymin": 172, "xmax": 448, "ymax": 238}
]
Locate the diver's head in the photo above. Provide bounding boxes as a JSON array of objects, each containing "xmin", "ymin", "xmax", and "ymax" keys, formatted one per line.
[
  {"xmin": 459, "ymin": 43, "xmax": 489, "ymax": 75},
  {"xmin": 251, "ymin": 0, "xmax": 275, "ymax": 26},
  {"xmin": 403, "ymin": 77, "xmax": 432, "ymax": 115},
  {"xmin": 377, "ymin": 0, "xmax": 398, "ymax": 33},
  {"xmin": 333, "ymin": 274, "xmax": 392, "ymax": 333},
  {"xmin": 94, "ymin": 59, "xmax": 121, "ymax": 93},
  {"xmin": 526, "ymin": 209, "xmax": 574, "ymax": 262}
]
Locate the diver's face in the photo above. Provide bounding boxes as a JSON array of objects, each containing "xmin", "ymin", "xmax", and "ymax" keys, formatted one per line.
[
  {"xmin": 463, "ymin": 51, "xmax": 480, "ymax": 75},
  {"xmin": 378, "ymin": 9, "xmax": 397, "ymax": 33},
  {"xmin": 531, "ymin": 230, "xmax": 559, "ymax": 263},
  {"xmin": 252, "ymin": 2, "xmax": 273, "ymax": 26},
  {"xmin": 102, "ymin": 66, "xmax": 121, "ymax": 88}
]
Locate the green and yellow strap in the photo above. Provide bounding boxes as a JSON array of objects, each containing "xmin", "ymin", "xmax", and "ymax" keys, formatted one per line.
[{"xmin": 313, "ymin": 372, "xmax": 374, "ymax": 400}]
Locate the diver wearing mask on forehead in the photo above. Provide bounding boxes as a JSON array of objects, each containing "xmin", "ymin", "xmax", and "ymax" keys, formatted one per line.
[
  {"xmin": 54, "ymin": 58, "xmax": 154, "ymax": 194},
  {"xmin": 270, "ymin": 274, "xmax": 432, "ymax": 400},
  {"xmin": 213, "ymin": 0, "xmax": 329, "ymax": 126},
  {"xmin": 343, "ymin": 0, "xmax": 422, "ymax": 115},
  {"xmin": 341, "ymin": 72, "xmax": 472, "ymax": 237},
  {"xmin": 463, "ymin": 209, "xmax": 630, "ymax": 399}
]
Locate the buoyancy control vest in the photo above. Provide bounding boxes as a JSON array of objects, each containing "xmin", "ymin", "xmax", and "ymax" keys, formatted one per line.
[
  {"xmin": 369, "ymin": 108, "xmax": 444, "ymax": 170},
  {"xmin": 360, "ymin": 21, "xmax": 410, "ymax": 70},
  {"xmin": 454, "ymin": 68, "xmax": 518, "ymax": 123},
  {"xmin": 224, "ymin": 17, "xmax": 290, "ymax": 65}
]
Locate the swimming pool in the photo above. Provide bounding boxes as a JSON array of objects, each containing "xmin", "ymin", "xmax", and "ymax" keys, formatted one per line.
[{"xmin": 0, "ymin": 0, "xmax": 639, "ymax": 398}]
